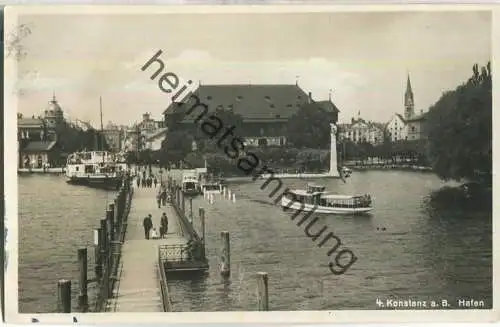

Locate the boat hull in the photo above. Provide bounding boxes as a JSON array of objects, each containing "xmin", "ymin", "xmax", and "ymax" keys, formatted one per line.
[
  {"xmin": 66, "ymin": 176, "xmax": 122, "ymax": 190},
  {"xmin": 281, "ymin": 197, "xmax": 372, "ymax": 214},
  {"xmin": 182, "ymin": 189, "xmax": 201, "ymax": 196}
]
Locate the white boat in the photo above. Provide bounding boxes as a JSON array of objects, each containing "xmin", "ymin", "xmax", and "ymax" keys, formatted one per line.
[
  {"xmin": 65, "ymin": 150, "xmax": 128, "ymax": 190},
  {"xmin": 181, "ymin": 173, "xmax": 201, "ymax": 196},
  {"xmin": 341, "ymin": 166, "xmax": 352, "ymax": 178},
  {"xmin": 281, "ymin": 183, "xmax": 373, "ymax": 214}
]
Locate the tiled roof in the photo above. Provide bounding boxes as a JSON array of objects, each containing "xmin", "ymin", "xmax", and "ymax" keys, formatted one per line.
[
  {"xmin": 22, "ymin": 141, "xmax": 57, "ymax": 152},
  {"xmin": 164, "ymin": 84, "xmax": 339, "ymax": 121},
  {"xmin": 18, "ymin": 118, "xmax": 44, "ymax": 128}
]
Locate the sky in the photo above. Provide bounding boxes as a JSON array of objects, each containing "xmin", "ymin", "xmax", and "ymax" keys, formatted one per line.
[{"xmin": 11, "ymin": 9, "xmax": 491, "ymax": 127}]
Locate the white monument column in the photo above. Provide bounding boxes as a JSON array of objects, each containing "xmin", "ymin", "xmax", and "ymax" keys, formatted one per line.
[{"xmin": 329, "ymin": 123, "xmax": 339, "ymax": 177}]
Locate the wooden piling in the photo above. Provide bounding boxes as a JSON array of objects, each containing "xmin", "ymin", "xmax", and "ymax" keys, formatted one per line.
[
  {"xmin": 57, "ymin": 279, "xmax": 72, "ymax": 313},
  {"xmin": 189, "ymin": 198, "xmax": 193, "ymax": 224},
  {"xmin": 107, "ymin": 203, "xmax": 115, "ymax": 241},
  {"xmin": 94, "ymin": 228, "xmax": 102, "ymax": 279},
  {"xmin": 181, "ymin": 193, "xmax": 186, "ymax": 215},
  {"xmin": 77, "ymin": 248, "xmax": 88, "ymax": 312},
  {"xmin": 199, "ymin": 208, "xmax": 206, "ymax": 246},
  {"xmin": 256, "ymin": 272, "xmax": 269, "ymax": 311},
  {"xmin": 220, "ymin": 231, "xmax": 230, "ymax": 277}
]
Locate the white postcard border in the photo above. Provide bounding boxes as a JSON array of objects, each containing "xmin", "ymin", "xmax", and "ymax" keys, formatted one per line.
[{"xmin": 4, "ymin": 4, "xmax": 499, "ymax": 324}]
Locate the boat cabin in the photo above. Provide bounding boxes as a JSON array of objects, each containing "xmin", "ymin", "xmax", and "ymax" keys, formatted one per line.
[{"xmin": 287, "ymin": 184, "xmax": 372, "ymax": 209}]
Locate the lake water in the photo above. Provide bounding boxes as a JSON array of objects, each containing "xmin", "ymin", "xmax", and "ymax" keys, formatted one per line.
[{"xmin": 18, "ymin": 170, "xmax": 492, "ymax": 312}]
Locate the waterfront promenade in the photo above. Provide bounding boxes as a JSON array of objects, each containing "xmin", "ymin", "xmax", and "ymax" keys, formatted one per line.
[{"xmin": 106, "ymin": 178, "xmax": 189, "ymax": 312}]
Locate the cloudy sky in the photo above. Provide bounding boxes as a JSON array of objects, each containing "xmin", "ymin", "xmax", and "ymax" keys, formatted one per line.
[{"xmin": 12, "ymin": 9, "xmax": 491, "ymax": 126}]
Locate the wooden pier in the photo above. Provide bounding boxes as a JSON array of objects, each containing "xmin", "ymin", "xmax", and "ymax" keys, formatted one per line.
[{"xmin": 54, "ymin": 167, "xmax": 271, "ymax": 313}]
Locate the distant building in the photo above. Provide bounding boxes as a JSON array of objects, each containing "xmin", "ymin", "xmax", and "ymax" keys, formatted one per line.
[
  {"xmin": 102, "ymin": 121, "xmax": 125, "ymax": 152},
  {"xmin": 386, "ymin": 73, "xmax": 428, "ymax": 142},
  {"xmin": 163, "ymin": 84, "xmax": 339, "ymax": 148},
  {"xmin": 18, "ymin": 115, "xmax": 48, "ymax": 142},
  {"xmin": 138, "ymin": 112, "xmax": 164, "ymax": 135},
  {"xmin": 339, "ymin": 115, "xmax": 384, "ymax": 145},
  {"xmin": 386, "ymin": 113, "xmax": 407, "ymax": 142},
  {"xmin": 19, "ymin": 140, "xmax": 63, "ymax": 169},
  {"xmin": 144, "ymin": 127, "xmax": 168, "ymax": 151}
]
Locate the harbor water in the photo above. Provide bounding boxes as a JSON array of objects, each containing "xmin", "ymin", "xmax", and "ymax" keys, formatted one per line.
[{"xmin": 18, "ymin": 170, "xmax": 492, "ymax": 313}]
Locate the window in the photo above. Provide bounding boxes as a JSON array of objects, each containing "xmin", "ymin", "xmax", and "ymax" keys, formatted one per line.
[
  {"xmin": 286, "ymin": 104, "xmax": 292, "ymax": 107},
  {"xmin": 270, "ymin": 104, "xmax": 275, "ymax": 108},
  {"xmin": 207, "ymin": 96, "xmax": 212, "ymax": 100},
  {"xmin": 264, "ymin": 96, "xmax": 271, "ymax": 101},
  {"xmin": 411, "ymin": 126, "xmax": 416, "ymax": 132},
  {"xmin": 236, "ymin": 96, "xmax": 243, "ymax": 101}
]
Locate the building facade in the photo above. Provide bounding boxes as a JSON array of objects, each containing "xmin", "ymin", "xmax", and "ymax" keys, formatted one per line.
[
  {"xmin": 102, "ymin": 122, "xmax": 125, "ymax": 152},
  {"xmin": 339, "ymin": 117, "xmax": 384, "ymax": 145},
  {"xmin": 163, "ymin": 84, "xmax": 340, "ymax": 148},
  {"xmin": 386, "ymin": 74, "xmax": 428, "ymax": 142}
]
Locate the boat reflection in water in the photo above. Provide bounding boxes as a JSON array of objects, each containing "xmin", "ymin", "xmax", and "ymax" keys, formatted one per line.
[
  {"xmin": 281, "ymin": 183, "xmax": 373, "ymax": 215},
  {"xmin": 65, "ymin": 150, "xmax": 128, "ymax": 190}
]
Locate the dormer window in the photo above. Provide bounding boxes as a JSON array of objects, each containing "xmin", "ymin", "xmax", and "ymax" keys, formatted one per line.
[
  {"xmin": 207, "ymin": 96, "xmax": 212, "ymax": 100},
  {"xmin": 286, "ymin": 104, "xmax": 292, "ymax": 108},
  {"xmin": 269, "ymin": 104, "xmax": 275, "ymax": 108}
]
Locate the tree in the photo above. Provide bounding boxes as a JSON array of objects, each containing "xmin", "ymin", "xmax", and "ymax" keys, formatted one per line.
[
  {"xmin": 426, "ymin": 62, "xmax": 491, "ymax": 184},
  {"xmin": 286, "ymin": 104, "xmax": 333, "ymax": 149}
]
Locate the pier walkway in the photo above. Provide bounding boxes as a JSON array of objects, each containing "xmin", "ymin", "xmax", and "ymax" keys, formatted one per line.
[{"xmin": 106, "ymin": 178, "xmax": 190, "ymax": 312}]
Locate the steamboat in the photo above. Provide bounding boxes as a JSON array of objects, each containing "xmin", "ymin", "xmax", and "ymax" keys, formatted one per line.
[{"xmin": 281, "ymin": 183, "xmax": 373, "ymax": 215}]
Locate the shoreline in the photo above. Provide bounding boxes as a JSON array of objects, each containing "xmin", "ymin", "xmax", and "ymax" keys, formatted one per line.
[{"xmin": 18, "ymin": 167, "xmax": 66, "ymax": 174}]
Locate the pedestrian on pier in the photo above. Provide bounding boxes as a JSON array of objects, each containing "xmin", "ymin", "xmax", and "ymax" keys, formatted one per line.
[
  {"xmin": 136, "ymin": 176, "xmax": 140, "ymax": 188},
  {"xmin": 160, "ymin": 212, "xmax": 168, "ymax": 238},
  {"xmin": 154, "ymin": 177, "xmax": 158, "ymax": 188},
  {"xmin": 161, "ymin": 187, "xmax": 167, "ymax": 206},
  {"xmin": 143, "ymin": 214, "xmax": 153, "ymax": 240},
  {"xmin": 156, "ymin": 191, "xmax": 161, "ymax": 208},
  {"xmin": 141, "ymin": 177, "xmax": 146, "ymax": 188}
]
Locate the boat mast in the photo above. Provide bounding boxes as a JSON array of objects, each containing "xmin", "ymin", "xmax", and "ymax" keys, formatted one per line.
[{"xmin": 100, "ymin": 96, "xmax": 104, "ymax": 162}]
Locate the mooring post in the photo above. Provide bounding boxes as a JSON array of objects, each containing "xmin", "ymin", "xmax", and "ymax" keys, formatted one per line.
[
  {"xmin": 189, "ymin": 198, "xmax": 193, "ymax": 224},
  {"xmin": 256, "ymin": 272, "xmax": 269, "ymax": 311},
  {"xmin": 57, "ymin": 279, "xmax": 72, "ymax": 313},
  {"xmin": 107, "ymin": 203, "xmax": 115, "ymax": 241},
  {"xmin": 181, "ymin": 193, "xmax": 186, "ymax": 215},
  {"xmin": 77, "ymin": 248, "xmax": 88, "ymax": 312},
  {"xmin": 199, "ymin": 208, "xmax": 206, "ymax": 258},
  {"xmin": 100, "ymin": 218, "xmax": 108, "ymax": 275},
  {"xmin": 220, "ymin": 231, "xmax": 230, "ymax": 277},
  {"xmin": 94, "ymin": 228, "xmax": 102, "ymax": 279},
  {"xmin": 113, "ymin": 198, "xmax": 119, "ymax": 232}
]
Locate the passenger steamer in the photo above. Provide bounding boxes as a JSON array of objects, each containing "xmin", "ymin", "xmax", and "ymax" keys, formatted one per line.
[
  {"xmin": 65, "ymin": 150, "xmax": 127, "ymax": 190},
  {"xmin": 281, "ymin": 183, "xmax": 373, "ymax": 214}
]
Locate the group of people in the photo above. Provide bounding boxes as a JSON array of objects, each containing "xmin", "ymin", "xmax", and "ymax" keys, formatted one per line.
[
  {"xmin": 137, "ymin": 175, "xmax": 158, "ymax": 188},
  {"xmin": 142, "ymin": 212, "xmax": 169, "ymax": 240}
]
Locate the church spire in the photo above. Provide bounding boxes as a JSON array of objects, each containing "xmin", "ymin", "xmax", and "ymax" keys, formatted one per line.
[{"xmin": 404, "ymin": 72, "xmax": 415, "ymax": 119}]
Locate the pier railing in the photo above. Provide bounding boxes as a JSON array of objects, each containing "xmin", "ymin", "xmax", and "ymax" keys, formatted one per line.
[
  {"xmin": 157, "ymin": 245, "xmax": 174, "ymax": 312},
  {"xmin": 93, "ymin": 176, "xmax": 133, "ymax": 312},
  {"xmin": 54, "ymin": 176, "xmax": 134, "ymax": 313}
]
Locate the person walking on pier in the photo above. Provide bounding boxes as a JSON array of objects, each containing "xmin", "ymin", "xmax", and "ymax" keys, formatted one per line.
[
  {"xmin": 156, "ymin": 191, "xmax": 161, "ymax": 208},
  {"xmin": 154, "ymin": 177, "xmax": 158, "ymax": 188},
  {"xmin": 160, "ymin": 212, "xmax": 168, "ymax": 238},
  {"xmin": 136, "ymin": 176, "xmax": 140, "ymax": 188},
  {"xmin": 143, "ymin": 214, "xmax": 153, "ymax": 240},
  {"xmin": 141, "ymin": 177, "xmax": 146, "ymax": 188}
]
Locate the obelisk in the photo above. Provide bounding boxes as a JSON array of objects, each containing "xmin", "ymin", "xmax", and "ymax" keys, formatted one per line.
[{"xmin": 329, "ymin": 123, "xmax": 339, "ymax": 177}]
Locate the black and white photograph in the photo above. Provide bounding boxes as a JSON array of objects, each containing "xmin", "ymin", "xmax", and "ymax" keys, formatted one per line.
[{"xmin": 4, "ymin": 5, "xmax": 495, "ymax": 324}]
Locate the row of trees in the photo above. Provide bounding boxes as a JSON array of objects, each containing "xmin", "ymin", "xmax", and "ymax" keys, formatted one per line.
[
  {"xmin": 425, "ymin": 62, "xmax": 491, "ymax": 184},
  {"xmin": 54, "ymin": 121, "xmax": 110, "ymax": 153}
]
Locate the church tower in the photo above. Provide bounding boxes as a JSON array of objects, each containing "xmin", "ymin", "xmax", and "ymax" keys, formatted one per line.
[{"xmin": 404, "ymin": 73, "xmax": 415, "ymax": 120}]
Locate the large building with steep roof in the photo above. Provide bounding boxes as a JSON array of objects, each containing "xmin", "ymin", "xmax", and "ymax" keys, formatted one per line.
[{"xmin": 163, "ymin": 84, "xmax": 340, "ymax": 147}]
